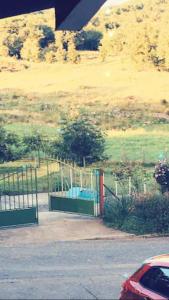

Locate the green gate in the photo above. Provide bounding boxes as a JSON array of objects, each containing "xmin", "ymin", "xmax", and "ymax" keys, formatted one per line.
[
  {"xmin": 0, "ymin": 167, "xmax": 38, "ymax": 228},
  {"xmin": 47, "ymin": 161, "xmax": 101, "ymax": 216}
]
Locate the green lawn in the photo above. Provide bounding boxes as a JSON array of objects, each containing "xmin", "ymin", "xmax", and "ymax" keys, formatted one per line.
[
  {"xmin": 106, "ymin": 132, "xmax": 169, "ymax": 164},
  {"xmin": 4, "ymin": 123, "xmax": 59, "ymax": 138}
]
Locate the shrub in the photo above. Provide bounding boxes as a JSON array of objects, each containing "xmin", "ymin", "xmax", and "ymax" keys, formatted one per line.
[
  {"xmin": 76, "ymin": 30, "xmax": 103, "ymax": 51},
  {"xmin": 154, "ymin": 162, "xmax": 169, "ymax": 193},
  {"xmin": 104, "ymin": 193, "xmax": 169, "ymax": 235},
  {"xmin": 50, "ymin": 117, "xmax": 106, "ymax": 166},
  {"xmin": 104, "ymin": 195, "xmax": 134, "ymax": 228}
]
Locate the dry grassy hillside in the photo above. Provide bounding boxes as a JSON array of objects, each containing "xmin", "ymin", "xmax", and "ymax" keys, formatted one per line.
[{"xmin": 0, "ymin": 55, "xmax": 169, "ymax": 135}]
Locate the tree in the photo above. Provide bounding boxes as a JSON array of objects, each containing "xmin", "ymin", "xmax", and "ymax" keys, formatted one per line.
[
  {"xmin": 51, "ymin": 118, "xmax": 106, "ymax": 166},
  {"xmin": 23, "ymin": 131, "xmax": 43, "ymax": 165},
  {"xmin": 76, "ymin": 30, "xmax": 103, "ymax": 51},
  {"xmin": 99, "ymin": 32, "xmax": 111, "ymax": 62},
  {"xmin": 55, "ymin": 31, "xmax": 66, "ymax": 62},
  {"xmin": 0, "ymin": 127, "xmax": 24, "ymax": 162},
  {"xmin": 66, "ymin": 32, "xmax": 80, "ymax": 63},
  {"xmin": 21, "ymin": 28, "xmax": 43, "ymax": 62}
]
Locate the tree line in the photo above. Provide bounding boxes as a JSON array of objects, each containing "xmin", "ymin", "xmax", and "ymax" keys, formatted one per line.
[
  {"xmin": 0, "ymin": 14, "xmax": 103, "ymax": 63},
  {"xmin": 0, "ymin": 118, "xmax": 105, "ymax": 166},
  {"xmin": 0, "ymin": 0, "xmax": 168, "ymax": 68}
]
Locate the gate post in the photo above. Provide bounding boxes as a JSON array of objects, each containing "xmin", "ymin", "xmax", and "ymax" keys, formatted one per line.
[{"xmin": 99, "ymin": 169, "xmax": 104, "ymax": 216}]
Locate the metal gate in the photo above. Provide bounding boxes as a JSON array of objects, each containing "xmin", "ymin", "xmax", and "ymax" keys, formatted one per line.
[
  {"xmin": 0, "ymin": 167, "xmax": 38, "ymax": 228},
  {"xmin": 47, "ymin": 160, "xmax": 101, "ymax": 216}
]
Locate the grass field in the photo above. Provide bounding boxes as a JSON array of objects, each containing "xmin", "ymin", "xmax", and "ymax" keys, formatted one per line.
[
  {"xmin": 1, "ymin": 54, "xmax": 169, "ymax": 165},
  {"xmin": 106, "ymin": 128, "xmax": 169, "ymax": 163}
]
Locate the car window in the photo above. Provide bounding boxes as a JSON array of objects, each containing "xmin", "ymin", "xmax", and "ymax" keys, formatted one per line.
[{"xmin": 140, "ymin": 266, "xmax": 169, "ymax": 297}]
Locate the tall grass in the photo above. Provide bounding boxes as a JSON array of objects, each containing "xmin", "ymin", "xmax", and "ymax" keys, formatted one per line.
[{"xmin": 104, "ymin": 193, "xmax": 169, "ymax": 235}]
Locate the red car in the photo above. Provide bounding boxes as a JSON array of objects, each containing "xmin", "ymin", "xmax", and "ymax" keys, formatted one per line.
[{"xmin": 120, "ymin": 254, "xmax": 169, "ymax": 300}]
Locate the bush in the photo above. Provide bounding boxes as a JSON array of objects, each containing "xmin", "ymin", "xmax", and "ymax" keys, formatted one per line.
[
  {"xmin": 50, "ymin": 117, "xmax": 106, "ymax": 166},
  {"xmin": 76, "ymin": 30, "xmax": 103, "ymax": 51},
  {"xmin": 0, "ymin": 127, "xmax": 25, "ymax": 162},
  {"xmin": 104, "ymin": 193, "xmax": 169, "ymax": 235},
  {"xmin": 154, "ymin": 162, "xmax": 169, "ymax": 193},
  {"xmin": 104, "ymin": 195, "xmax": 134, "ymax": 228}
]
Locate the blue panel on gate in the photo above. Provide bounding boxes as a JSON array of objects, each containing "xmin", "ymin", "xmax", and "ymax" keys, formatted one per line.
[{"xmin": 66, "ymin": 187, "xmax": 97, "ymax": 200}]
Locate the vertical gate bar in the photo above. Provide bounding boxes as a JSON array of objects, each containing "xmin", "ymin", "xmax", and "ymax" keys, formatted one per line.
[
  {"xmin": 54, "ymin": 164, "xmax": 57, "ymax": 194},
  {"xmin": 3, "ymin": 174, "xmax": 7, "ymax": 211},
  {"xmin": 25, "ymin": 166, "xmax": 29, "ymax": 207},
  {"xmin": 30, "ymin": 167, "xmax": 34, "ymax": 206},
  {"xmin": 95, "ymin": 170, "xmax": 97, "ymax": 216},
  {"xmin": 70, "ymin": 168, "xmax": 73, "ymax": 191},
  {"xmin": 76, "ymin": 169, "xmax": 78, "ymax": 199},
  {"xmin": 0, "ymin": 175, "xmax": 2, "ymax": 210},
  {"xmin": 35, "ymin": 168, "xmax": 39, "ymax": 223},
  {"xmin": 57, "ymin": 169, "xmax": 60, "ymax": 193},
  {"xmin": 99, "ymin": 169, "xmax": 104, "ymax": 216},
  {"xmin": 17, "ymin": 172, "xmax": 21, "ymax": 209},
  {"xmin": 61, "ymin": 166, "xmax": 64, "ymax": 195},
  {"xmin": 80, "ymin": 170, "xmax": 83, "ymax": 189},
  {"xmin": 95, "ymin": 170, "xmax": 99, "ymax": 217},
  {"xmin": 91, "ymin": 171, "xmax": 93, "ymax": 190},
  {"xmin": 21, "ymin": 170, "xmax": 25, "ymax": 208},
  {"xmin": 46, "ymin": 159, "xmax": 50, "ymax": 199},
  {"xmin": 13, "ymin": 173, "xmax": 16, "ymax": 209},
  {"xmin": 8, "ymin": 173, "xmax": 11, "ymax": 210}
]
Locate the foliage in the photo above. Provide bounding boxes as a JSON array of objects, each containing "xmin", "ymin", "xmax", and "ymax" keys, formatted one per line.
[
  {"xmin": 0, "ymin": 0, "xmax": 169, "ymax": 68},
  {"xmin": 66, "ymin": 32, "xmax": 80, "ymax": 63},
  {"xmin": 0, "ymin": 127, "xmax": 25, "ymax": 162},
  {"xmin": 21, "ymin": 28, "xmax": 43, "ymax": 62},
  {"xmin": 23, "ymin": 131, "xmax": 44, "ymax": 153},
  {"xmin": 154, "ymin": 162, "xmax": 169, "ymax": 193},
  {"xmin": 76, "ymin": 30, "xmax": 103, "ymax": 51},
  {"xmin": 104, "ymin": 193, "xmax": 169, "ymax": 234},
  {"xmin": 51, "ymin": 118, "xmax": 106, "ymax": 166}
]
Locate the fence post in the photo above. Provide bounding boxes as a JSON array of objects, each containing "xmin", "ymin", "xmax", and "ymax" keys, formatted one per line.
[
  {"xmin": 80, "ymin": 170, "xmax": 83, "ymax": 189},
  {"xmin": 115, "ymin": 181, "xmax": 118, "ymax": 196},
  {"xmin": 143, "ymin": 179, "xmax": 147, "ymax": 194},
  {"xmin": 99, "ymin": 169, "xmax": 104, "ymax": 216},
  {"xmin": 70, "ymin": 168, "xmax": 73, "ymax": 190},
  {"xmin": 129, "ymin": 176, "xmax": 132, "ymax": 196}
]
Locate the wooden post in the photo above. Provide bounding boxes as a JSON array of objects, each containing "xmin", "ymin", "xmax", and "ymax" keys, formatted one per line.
[{"xmin": 99, "ymin": 169, "xmax": 104, "ymax": 216}]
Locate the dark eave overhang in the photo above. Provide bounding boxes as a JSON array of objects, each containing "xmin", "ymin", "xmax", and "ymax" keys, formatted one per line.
[{"xmin": 0, "ymin": 1, "xmax": 107, "ymax": 30}]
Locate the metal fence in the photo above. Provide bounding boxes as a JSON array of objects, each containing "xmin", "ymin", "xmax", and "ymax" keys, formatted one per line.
[
  {"xmin": 47, "ymin": 160, "xmax": 100, "ymax": 216},
  {"xmin": 0, "ymin": 167, "xmax": 38, "ymax": 228},
  {"xmin": 0, "ymin": 167, "xmax": 38, "ymax": 211},
  {"xmin": 104, "ymin": 173, "xmax": 158, "ymax": 197}
]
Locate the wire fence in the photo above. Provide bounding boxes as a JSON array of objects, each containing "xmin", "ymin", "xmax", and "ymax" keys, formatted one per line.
[{"xmin": 104, "ymin": 173, "xmax": 158, "ymax": 197}]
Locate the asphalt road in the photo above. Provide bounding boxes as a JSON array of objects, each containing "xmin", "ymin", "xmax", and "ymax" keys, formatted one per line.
[{"xmin": 0, "ymin": 237, "xmax": 169, "ymax": 299}]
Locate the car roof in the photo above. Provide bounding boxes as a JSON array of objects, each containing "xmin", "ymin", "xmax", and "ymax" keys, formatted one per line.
[{"xmin": 144, "ymin": 254, "xmax": 169, "ymax": 267}]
